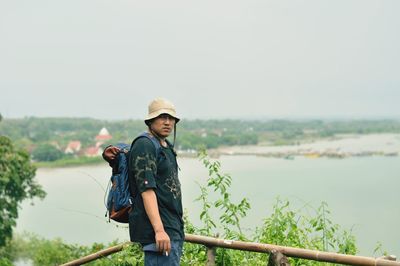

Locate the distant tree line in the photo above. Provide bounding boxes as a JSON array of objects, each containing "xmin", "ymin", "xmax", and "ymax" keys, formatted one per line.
[{"xmin": 1, "ymin": 117, "xmax": 400, "ymax": 162}]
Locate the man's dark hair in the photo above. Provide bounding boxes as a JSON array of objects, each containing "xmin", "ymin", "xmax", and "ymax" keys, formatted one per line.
[{"xmin": 145, "ymin": 119, "xmax": 154, "ymax": 127}]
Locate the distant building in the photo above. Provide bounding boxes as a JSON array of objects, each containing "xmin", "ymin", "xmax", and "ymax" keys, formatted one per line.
[
  {"xmin": 95, "ymin": 127, "xmax": 112, "ymax": 141},
  {"xmin": 65, "ymin": 141, "xmax": 81, "ymax": 154},
  {"xmin": 84, "ymin": 146, "xmax": 102, "ymax": 157}
]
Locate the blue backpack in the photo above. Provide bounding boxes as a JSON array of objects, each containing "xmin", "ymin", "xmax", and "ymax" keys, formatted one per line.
[{"xmin": 105, "ymin": 132, "xmax": 162, "ymax": 223}]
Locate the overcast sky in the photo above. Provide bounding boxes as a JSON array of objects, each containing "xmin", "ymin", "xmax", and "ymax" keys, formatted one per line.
[{"xmin": 1, "ymin": 0, "xmax": 399, "ymax": 120}]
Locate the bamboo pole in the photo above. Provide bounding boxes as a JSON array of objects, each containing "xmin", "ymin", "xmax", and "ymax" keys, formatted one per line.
[
  {"xmin": 184, "ymin": 234, "xmax": 399, "ymax": 266},
  {"xmin": 60, "ymin": 242, "xmax": 128, "ymax": 266},
  {"xmin": 60, "ymin": 234, "xmax": 399, "ymax": 266}
]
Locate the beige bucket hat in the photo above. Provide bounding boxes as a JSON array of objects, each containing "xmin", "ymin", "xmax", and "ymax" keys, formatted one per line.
[{"xmin": 145, "ymin": 98, "xmax": 180, "ymax": 124}]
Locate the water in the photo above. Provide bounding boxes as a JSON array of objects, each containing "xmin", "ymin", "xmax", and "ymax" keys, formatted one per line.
[{"xmin": 16, "ymin": 156, "xmax": 400, "ymax": 257}]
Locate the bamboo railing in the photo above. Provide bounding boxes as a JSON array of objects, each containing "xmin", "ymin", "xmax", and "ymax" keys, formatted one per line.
[{"xmin": 61, "ymin": 233, "xmax": 399, "ymax": 266}]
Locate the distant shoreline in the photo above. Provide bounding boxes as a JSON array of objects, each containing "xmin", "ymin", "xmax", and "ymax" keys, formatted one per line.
[
  {"xmin": 34, "ymin": 156, "xmax": 104, "ymax": 168},
  {"xmin": 35, "ymin": 133, "xmax": 400, "ymax": 168},
  {"xmin": 210, "ymin": 133, "xmax": 400, "ymax": 159}
]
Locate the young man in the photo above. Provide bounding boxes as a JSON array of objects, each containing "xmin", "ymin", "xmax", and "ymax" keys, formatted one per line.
[
  {"xmin": 130, "ymin": 98, "xmax": 183, "ymax": 265},
  {"xmin": 107, "ymin": 98, "xmax": 184, "ymax": 265}
]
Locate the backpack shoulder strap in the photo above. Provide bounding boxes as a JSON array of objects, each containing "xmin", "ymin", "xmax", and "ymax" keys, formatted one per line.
[{"xmin": 130, "ymin": 131, "xmax": 162, "ymax": 158}]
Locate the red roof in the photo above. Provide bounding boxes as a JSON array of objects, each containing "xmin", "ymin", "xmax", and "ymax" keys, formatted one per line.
[
  {"xmin": 65, "ymin": 141, "xmax": 82, "ymax": 154},
  {"xmin": 67, "ymin": 141, "xmax": 81, "ymax": 150},
  {"xmin": 95, "ymin": 135, "xmax": 112, "ymax": 141},
  {"xmin": 85, "ymin": 146, "xmax": 101, "ymax": 157},
  {"xmin": 95, "ymin": 127, "xmax": 112, "ymax": 141}
]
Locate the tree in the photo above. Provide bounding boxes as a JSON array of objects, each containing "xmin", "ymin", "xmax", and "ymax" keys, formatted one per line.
[
  {"xmin": 32, "ymin": 144, "xmax": 64, "ymax": 162},
  {"xmin": 0, "ymin": 136, "xmax": 46, "ymax": 247}
]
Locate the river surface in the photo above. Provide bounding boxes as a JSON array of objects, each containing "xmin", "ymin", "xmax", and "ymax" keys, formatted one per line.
[{"xmin": 16, "ymin": 155, "xmax": 400, "ymax": 257}]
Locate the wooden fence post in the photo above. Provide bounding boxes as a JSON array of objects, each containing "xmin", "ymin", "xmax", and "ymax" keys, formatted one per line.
[
  {"xmin": 267, "ymin": 249, "xmax": 291, "ymax": 266},
  {"xmin": 206, "ymin": 246, "xmax": 216, "ymax": 266}
]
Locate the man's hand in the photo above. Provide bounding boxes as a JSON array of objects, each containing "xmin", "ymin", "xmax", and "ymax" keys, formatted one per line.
[
  {"xmin": 102, "ymin": 146, "xmax": 120, "ymax": 163},
  {"xmin": 155, "ymin": 230, "xmax": 171, "ymax": 254}
]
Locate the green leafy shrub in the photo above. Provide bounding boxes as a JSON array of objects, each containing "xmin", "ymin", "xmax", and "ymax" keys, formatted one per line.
[
  {"xmin": 255, "ymin": 199, "xmax": 357, "ymax": 265},
  {"xmin": 4, "ymin": 234, "xmax": 144, "ymax": 266},
  {"xmin": 189, "ymin": 151, "xmax": 358, "ymax": 265}
]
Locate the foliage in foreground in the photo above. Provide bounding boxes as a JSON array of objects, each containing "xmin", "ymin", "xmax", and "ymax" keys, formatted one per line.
[
  {"xmin": 180, "ymin": 151, "xmax": 357, "ymax": 265},
  {"xmin": 1, "ymin": 152, "xmax": 359, "ymax": 266},
  {"xmin": 0, "ymin": 136, "xmax": 46, "ymax": 247},
  {"xmin": 0, "ymin": 234, "xmax": 143, "ymax": 266}
]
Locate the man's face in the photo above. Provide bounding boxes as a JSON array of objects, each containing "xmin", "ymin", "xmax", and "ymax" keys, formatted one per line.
[{"xmin": 150, "ymin": 114, "xmax": 176, "ymax": 138}]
